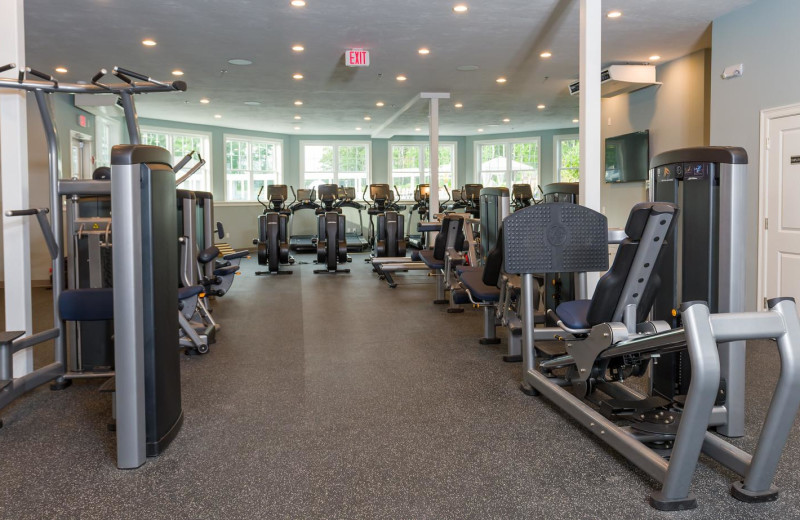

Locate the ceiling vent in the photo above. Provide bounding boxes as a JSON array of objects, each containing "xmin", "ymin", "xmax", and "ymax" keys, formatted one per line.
[
  {"xmin": 73, "ymin": 93, "xmax": 124, "ymax": 118},
  {"xmin": 568, "ymin": 65, "xmax": 660, "ymax": 97}
]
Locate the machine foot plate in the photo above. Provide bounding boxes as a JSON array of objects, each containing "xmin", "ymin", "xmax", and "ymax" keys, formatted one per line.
[
  {"xmin": 480, "ymin": 338, "xmax": 501, "ymax": 345},
  {"xmin": 730, "ymin": 481, "xmax": 779, "ymax": 503},
  {"xmin": 649, "ymin": 491, "xmax": 697, "ymax": 511}
]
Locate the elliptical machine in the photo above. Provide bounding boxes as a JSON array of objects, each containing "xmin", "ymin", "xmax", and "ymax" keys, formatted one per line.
[
  {"xmin": 407, "ymin": 184, "xmax": 430, "ymax": 250},
  {"xmin": 511, "ymin": 184, "xmax": 534, "ymax": 210},
  {"xmin": 313, "ymin": 184, "xmax": 350, "ymax": 274},
  {"xmin": 254, "ymin": 185, "xmax": 293, "ymax": 275},
  {"xmin": 363, "ymin": 184, "xmax": 406, "ymax": 258}
]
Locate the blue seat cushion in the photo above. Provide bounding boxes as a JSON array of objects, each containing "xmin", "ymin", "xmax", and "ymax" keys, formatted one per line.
[
  {"xmin": 418, "ymin": 249, "xmax": 444, "ymax": 269},
  {"xmin": 456, "ymin": 265, "xmax": 481, "ymax": 276},
  {"xmin": 178, "ymin": 285, "xmax": 203, "ymax": 300},
  {"xmin": 555, "ymin": 299, "xmax": 592, "ymax": 330},
  {"xmin": 59, "ymin": 288, "xmax": 114, "ymax": 321},
  {"xmin": 459, "ymin": 269, "xmax": 500, "ymax": 302},
  {"xmin": 213, "ymin": 265, "xmax": 238, "ymax": 277}
]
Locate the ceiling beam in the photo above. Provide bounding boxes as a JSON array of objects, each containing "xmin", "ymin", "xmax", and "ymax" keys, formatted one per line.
[{"xmin": 371, "ymin": 93, "xmax": 420, "ymax": 139}]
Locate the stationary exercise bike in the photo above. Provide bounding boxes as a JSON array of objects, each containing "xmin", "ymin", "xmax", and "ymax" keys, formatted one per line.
[
  {"xmin": 254, "ymin": 185, "xmax": 292, "ymax": 275},
  {"xmin": 313, "ymin": 184, "xmax": 350, "ymax": 274}
]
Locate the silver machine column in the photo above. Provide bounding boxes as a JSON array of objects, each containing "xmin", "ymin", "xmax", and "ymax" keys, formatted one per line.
[
  {"xmin": 111, "ymin": 144, "xmax": 183, "ymax": 468},
  {"xmin": 649, "ymin": 146, "xmax": 748, "ymax": 437}
]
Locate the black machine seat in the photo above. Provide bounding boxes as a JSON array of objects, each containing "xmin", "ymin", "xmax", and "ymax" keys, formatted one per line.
[
  {"xmin": 59, "ymin": 288, "xmax": 114, "ymax": 322},
  {"xmin": 553, "ymin": 202, "xmax": 679, "ymax": 330},
  {"xmin": 458, "ymin": 225, "xmax": 504, "ymax": 302},
  {"xmin": 178, "ymin": 285, "xmax": 203, "ymax": 300},
  {"xmin": 213, "ymin": 265, "xmax": 238, "ymax": 277},
  {"xmin": 418, "ymin": 249, "xmax": 444, "ymax": 270},
  {"xmin": 198, "ymin": 246, "xmax": 220, "ymax": 265},
  {"xmin": 419, "ymin": 215, "xmax": 464, "ymax": 270}
]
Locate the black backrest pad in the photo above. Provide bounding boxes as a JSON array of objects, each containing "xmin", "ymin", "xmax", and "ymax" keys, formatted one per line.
[
  {"xmin": 482, "ymin": 225, "xmax": 504, "ymax": 286},
  {"xmin": 586, "ymin": 202, "xmax": 678, "ymax": 325},
  {"xmin": 503, "ymin": 203, "xmax": 608, "ymax": 274},
  {"xmin": 433, "ymin": 216, "xmax": 463, "ymax": 260}
]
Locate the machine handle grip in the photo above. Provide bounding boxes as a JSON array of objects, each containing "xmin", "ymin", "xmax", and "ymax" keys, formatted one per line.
[
  {"xmin": 0, "ymin": 63, "xmax": 15, "ymax": 74},
  {"xmin": 26, "ymin": 67, "xmax": 55, "ymax": 83},
  {"xmin": 91, "ymin": 69, "xmax": 107, "ymax": 84},
  {"xmin": 5, "ymin": 208, "xmax": 45, "ymax": 217}
]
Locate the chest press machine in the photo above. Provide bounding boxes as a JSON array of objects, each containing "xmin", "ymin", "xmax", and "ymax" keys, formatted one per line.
[{"xmin": 506, "ymin": 199, "xmax": 800, "ymax": 510}]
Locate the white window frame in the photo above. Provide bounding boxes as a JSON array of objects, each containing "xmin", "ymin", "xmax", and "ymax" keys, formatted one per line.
[
  {"xmin": 555, "ymin": 134, "xmax": 580, "ymax": 183},
  {"xmin": 389, "ymin": 141, "xmax": 457, "ymax": 201},
  {"xmin": 223, "ymin": 134, "xmax": 283, "ymax": 203},
  {"xmin": 299, "ymin": 140, "xmax": 372, "ymax": 193},
  {"xmin": 141, "ymin": 126, "xmax": 213, "ymax": 192},
  {"xmin": 474, "ymin": 136, "xmax": 542, "ymax": 187}
]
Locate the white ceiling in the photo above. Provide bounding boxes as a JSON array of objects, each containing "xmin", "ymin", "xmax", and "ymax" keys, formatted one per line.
[{"xmin": 23, "ymin": 0, "xmax": 754, "ymax": 137}]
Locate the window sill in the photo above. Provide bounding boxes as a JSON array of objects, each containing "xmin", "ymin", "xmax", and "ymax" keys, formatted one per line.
[{"xmin": 214, "ymin": 201, "xmax": 263, "ymax": 207}]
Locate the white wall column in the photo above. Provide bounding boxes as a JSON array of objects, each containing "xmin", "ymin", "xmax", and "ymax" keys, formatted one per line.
[
  {"xmin": 579, "ymin": 0, "xmax": 602, "ymax": 296},
  {"xmin": 0, "ymin": 0, "xmax": 33, "ymax": 376},
  {"xmin": 421, "ymin": 92, "xmax": 450, "ymax": 219}
]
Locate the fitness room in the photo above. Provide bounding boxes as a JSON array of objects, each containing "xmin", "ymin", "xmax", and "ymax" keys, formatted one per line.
[{"xmin": 1, "ymin": 0, "xmax": 800, "ymax": 517}]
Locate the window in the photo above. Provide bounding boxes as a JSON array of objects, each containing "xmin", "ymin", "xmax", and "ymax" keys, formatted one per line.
[
  {"xmin": 300, "ymin": 142, "xmax": 370, "ymax": 195},
  {"xmin": 475, "ymin": 138, "xmax": 540, "ymax": 188},
  {"xmin": 224, "ymin": 136, "xmax": 283, "ymax": 202},
  {"xmin": 390, "ymin": 143, "xmax": 456, "ymax": 200},
  {"xmin": 141, "ymin": 127, "xmax": 212, "ymax": 192},
  {"xmin": 556, "ymin": 135, "xmax": 580, "ymax": 183}
]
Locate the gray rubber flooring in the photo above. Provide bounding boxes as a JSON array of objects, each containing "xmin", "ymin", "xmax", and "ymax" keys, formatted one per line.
[{"xmin": 1, "ymin": 255, "xmax": 800, "ymax": 519}]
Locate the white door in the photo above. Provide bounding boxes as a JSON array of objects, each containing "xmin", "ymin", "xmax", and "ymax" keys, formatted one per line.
[{"xmin": 762, "ymin": 110, "xmax": 800, "ymax": 307}]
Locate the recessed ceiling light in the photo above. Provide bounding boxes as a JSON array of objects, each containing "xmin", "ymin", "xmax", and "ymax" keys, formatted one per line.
[
  {"xmin": 540, "ymin": 51, "xmax": 552, "ymax": 58},
  {"xmin": 171, "ymin": 69, "xmax": 184, "ymax": 76},
  {"xmin": 292, "ymin": 45, "xmax": 305, "ymax": 52},
  {"xmin": 453, "ymin": 4, "xmax": 468, "ymax": 13},
  {"xmin": 496, "ymin": 77, "xmax": 507, "ymax": 84},
  {"xmin": 290, "ymin": 0, "xmax": 306, "ymax": 6},
  {"xmin": 54, "ymin": 67, "xmax": 68, "ymax": 73},
  {"xmin": 415, "ymin": 127, "xmax": 422, "ymax": 132},
  {"xmin": 228, "ymin": 59, "xmax": 253, "ymax": 66},
  {"xmin": 477, "ymin": 128, "xmax": 484, "ymax": 132},
  {"xmin": 456, "ymin": 65, "xmax": 479, "ymax": 71},
  {"xmin": 502, "ymin": 118, "xmax": 510, "ymax": 123},
  {"xmin": 214, "ymin": 114, "xmax": 222, "ymax": 119},
  {"xmin": 294, "ymin": 100, "xmax": 303, "ymax": 105},
  {"xmin": 364, "ymin": 116, "xmax": 371, "ymax": 121},
  {"xmin": 244, "ymin": 101, "xmax": 261, "ymax": 106},
  {"xmin": 376, "ymin": 101, "xmax": 385, "ymax": 107},
  {"xmin": 454, "ymin": 102, "xmax": 463, "ymax": 108},
  {"xmin": 292, "ymin": 73, "xmax": 304, "ymax": 80},
  {"xmin": 418, "ymin": 48, "xmax": 430, "ymax": 55},
  {"xmin": 294, "ymin": 126, "xmax": 301, "ymax": 130},
  {"xmin": 294, "ymin": 115, "xmax": 302, "ymax": 120},
  {"xmin": 355, "ymin": 127, "xmax": 362, "ymax": 131},
  {"xmin": 537, "ymin": 104, "xmax": 546, "ymax": 109},
  {"xmin": 142, "ymin": 39, "xmax": 157, "ymax": 47},
  {"xmin": 649, "ymin": 55, "xmax": 661, "ymax": 61},
  {"xmin": 607, "ymin": 10, "xmax": 622, "ymax": 18},
  {"xmin": 396, "ymin": 74, "xmax": 407, "ymax": 81},
  {"xmin": 573, "ymin": 119, "xmax": 579, "ymax": 123},
  {"xmin": 200, "ymin": 98, "xmax": 210, "ymax": 104}
]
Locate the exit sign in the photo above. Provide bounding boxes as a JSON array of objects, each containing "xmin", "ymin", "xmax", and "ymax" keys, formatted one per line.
[{"xmin": 346, "ymin": 49, "xmax": 369, "ymax": 67}]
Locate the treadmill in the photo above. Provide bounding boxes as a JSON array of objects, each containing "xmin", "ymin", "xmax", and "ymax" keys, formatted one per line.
[
  {"xmin": 288, "ymin": 188, "xmax": 320, "ymax": 252},
  {"xmin": 335, "ymin": 187, "xmax": 369, "ymax": 252}
]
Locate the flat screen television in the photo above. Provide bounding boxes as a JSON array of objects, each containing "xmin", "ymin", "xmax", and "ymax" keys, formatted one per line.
[{"xmin": 604, "ymin": 130, "xmax": 649, "ymax": 183}]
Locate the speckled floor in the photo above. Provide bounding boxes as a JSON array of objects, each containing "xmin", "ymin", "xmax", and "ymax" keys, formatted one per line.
[{"xmin": 1, "ymin": 255, "xmax": 799, "ymax": 519}]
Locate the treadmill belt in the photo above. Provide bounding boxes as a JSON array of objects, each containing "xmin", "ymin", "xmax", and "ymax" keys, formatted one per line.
[
  {"xmin": 345, "ymin": 233, "xmax": 368, "ymax": 252},
  {"xmin": 290, "ymin": 235, "xmax": 316, "ymax": 252}
]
